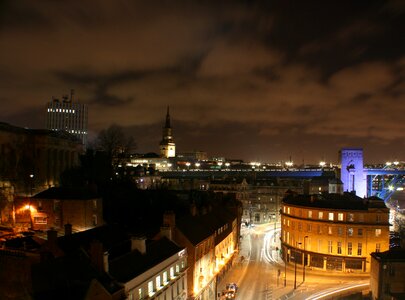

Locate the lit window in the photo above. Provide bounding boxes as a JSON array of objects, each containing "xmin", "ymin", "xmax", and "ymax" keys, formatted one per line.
[
  {"xmin": 328, "ymin": 226, "xmax": 332, "ymax": 235},
  {"xmin": 156, "ymin": 276, "xmax": 161, "ymax": 288},
  {"xmin": 357, "ymin": 243, "xmax": 362, "ymax": 256},
  {"xmin": 170, "ymin": 267, "xmax": 174, "ymax": 278},
  {"xmin": 308, "ymin": 210, "xmax": 312, "ymax": 218},
  {"xmin": 328, "ymin": 241, "xmax": 333, "ymax": 253},
  {"xmin": 338, "ymin": 213, "xmax": 344, "ymax": 221},
  {"xmin": 138, "ymin": 288, "xmax": 143, "ymax": 299},
  {"xmin": 337, "ymin": 241, "xmax": 342, "ymax": 254},
  {"xmin": 176, "ymin": 264, "xmax": 179, "ymax": 273},
  {"xmin": 287, "ymin": 220, "xmax": 290, "ymax": 227},
  {"xmin": 348, "ymin": 228, "xmax": 353, "ymax": 236},
  {"xmin": 348, "ymin": 242, "xmax": 352, "ymax": 255},
  {"xmin": 348, "ymin": 213, "xmax": 354, "ymax": 222},
  {"xmin": 34, "ymin": 217, "xmax": 47, "ymax": 224},
  {"xmin": 148, "ymin": 281, "xmax": 154, "ymax": 295},
  {"xmin": 283, "ymin": 206, "xmax": 286, "ymax": 213},
  {"xmin": 328, "ymin": 213, "xmax": 334, "ymax": 221},
  {"xmin": 375, "ymin": 229, "xmax": 381, "ymax": 237},
  {"xmin": 287, "ymin": 207, "xmax": 290, "ymax": 214},
  {"xmin": 163, "ymin": 271, "xmax": 168, "ymax": 283},
  {"xmin": 318, "ymin": 212, "xmax": 323, "ymax": 219}
]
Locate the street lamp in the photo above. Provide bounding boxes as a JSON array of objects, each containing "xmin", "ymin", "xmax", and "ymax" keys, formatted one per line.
[
  {"xmin": 303, "ymin": 236, "xmax": 308, "ymax": 283},
  {"xmin": 294, "ymin": 242, "xmax": 302, "ymax": 289}
]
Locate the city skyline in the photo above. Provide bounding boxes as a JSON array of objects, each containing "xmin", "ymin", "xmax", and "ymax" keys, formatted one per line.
[{"xmin": 1, "ymin": 1, "xmax": 404, "ymax": 163}]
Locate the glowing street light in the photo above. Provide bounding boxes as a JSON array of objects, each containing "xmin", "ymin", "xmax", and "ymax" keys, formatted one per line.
[
  {"xmin": 195, "ymin": 162, "xmax": 200, "ymax": 168},
  {"xmin": 285, "ymin": 161, "xmax": 293, "ymax": 167},
  {"xmin": 217, "ymin": 162, "xmax": 223, "ymax": 167},
  {"xmin": 319, "ymin": 161, "xmax": 326, "ymax": 167},
  {"xmin": 388, "ymin": 185, "xmax": 394, "ymax": 191},
  {"xmin": 393, "ymin": 161, "xmax": 399, "ymax": 166},
  {"xmin": 225, "ymin": 162, "xmax": 230, "ymax": 167},
  {"xmin": 386, "ymin": 162, "xmax": 392, "ymax": 166}
]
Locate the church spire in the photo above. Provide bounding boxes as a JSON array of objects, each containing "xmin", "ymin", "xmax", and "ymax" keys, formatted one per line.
[
  {"xmin": 160, "ymin": 106, "xmax": 175, "ymax": 158},
  {"xmin": 165, "ymin": 106, "xmax": 171, "ymax": 128}
]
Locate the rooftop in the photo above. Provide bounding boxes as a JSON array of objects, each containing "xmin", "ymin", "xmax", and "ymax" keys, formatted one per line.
[{"xmin": 282, "ymin": 192, "xmax": 387, "ymax": 210}]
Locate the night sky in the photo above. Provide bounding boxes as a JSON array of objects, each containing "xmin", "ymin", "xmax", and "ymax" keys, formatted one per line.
[{"xmin": 1, "ymin": 0, "xmax": 404, "ymax": 163}]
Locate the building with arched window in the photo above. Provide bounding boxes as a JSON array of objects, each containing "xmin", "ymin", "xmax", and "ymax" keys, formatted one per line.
[{"xmin": 281, "ymin": 192, "xmax": 389, "ymax": 272}]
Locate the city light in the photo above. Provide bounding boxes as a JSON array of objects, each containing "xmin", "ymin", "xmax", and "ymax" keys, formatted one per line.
[
  {"xmin": 195, "ymin": 162, "xmax": 200, "ymax": 167},
  {"xmin": 285, "ymin": 161, "xmax": 293, "ymax": 167},
  {"xmin": 386, "ymin": 162, "xmax": 392, "ymax": 166},
  {"xmin": 393, "ymin": 161, "xmax": 399, "ymax": 165},
  {"xmin": 319, "ymin": 161, "xmax": 326, "ymax": 167}
]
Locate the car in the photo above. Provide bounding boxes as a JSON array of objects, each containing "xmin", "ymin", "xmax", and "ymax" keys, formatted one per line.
[
  {"xmin": 226, "ymin": 283, "xmax": 238, "ymax": 292},
  {"xmin": 224, "ymin": 290, "xmax": 236, "ymax": 299}
]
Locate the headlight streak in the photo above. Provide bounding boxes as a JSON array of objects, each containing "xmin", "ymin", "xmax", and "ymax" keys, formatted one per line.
[{"xmin": 305, "ymin": 282, "xmax": 369, "ymax": 300}]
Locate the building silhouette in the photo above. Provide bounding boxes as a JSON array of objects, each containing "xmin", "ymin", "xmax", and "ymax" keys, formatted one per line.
[{"xmin": 46, "ymin": 89, "xmax": 88, "ymax": 147}]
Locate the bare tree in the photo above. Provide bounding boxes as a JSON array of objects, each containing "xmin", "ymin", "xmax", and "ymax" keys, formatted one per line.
[{"xmin": 96, "ymin": 124, "xmax": 136, "ymax": 178}]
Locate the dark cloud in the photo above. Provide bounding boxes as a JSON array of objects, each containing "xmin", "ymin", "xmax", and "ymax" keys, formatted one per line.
[{"xmin": 0, "ymin": 0, "xmax": 404, "ymax": 162}]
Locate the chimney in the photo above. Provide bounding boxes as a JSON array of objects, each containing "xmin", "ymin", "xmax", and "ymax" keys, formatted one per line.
[
  {"xmin": 190, "ymin": 203, "xmax": 197, "ymax": 216},
  {"xmin": 161, "ymin": 226, "xmax": 172, "ymax": 240},
  {"xmin": 131, "ymin": 236, "xmax": 147, "ymax": 254},
  {"xmin": 163, "ymin": 211, "xmax": 175, "ymax": 228},
  {"xmin": 64, "ymin": 223, "xmax": 72, "ymax": 236},
  {"xmin": 103, "ymin": 251, "xmax": 109, "ymax": 273}
]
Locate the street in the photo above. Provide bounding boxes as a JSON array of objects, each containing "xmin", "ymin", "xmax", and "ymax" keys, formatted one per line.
[{"xmin": 218, "ymin": 223, "xmax": 370, "ymax": 300}]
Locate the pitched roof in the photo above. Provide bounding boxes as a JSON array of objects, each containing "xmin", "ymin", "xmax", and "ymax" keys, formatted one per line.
[
  {"xmin": 371, "ymin": 248, "xmax": 405, "ymax": 261},
  {"xmin": 32, "ymin": 252, "xmax": 122, "ymax": 300},
  {"xmin": 283, "ymin": 193, "xmax": 387, "ymax": 210},
  {"xmin": 109, "ymin": 237, "xmax": 183, "ymax": 283},
  {"xmin": 176, "ymin": 208, "xmax": 236, "ymax": 246}
]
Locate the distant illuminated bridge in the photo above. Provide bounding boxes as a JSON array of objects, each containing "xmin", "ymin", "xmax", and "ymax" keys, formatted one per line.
[{"xmin": 158, "ymin": 149, "xmax": 404, "ymax": 202}]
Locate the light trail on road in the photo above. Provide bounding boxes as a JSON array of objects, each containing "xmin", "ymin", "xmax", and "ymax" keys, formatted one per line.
[{"xmin": 305, "ymin": 282, "xmax": 369, "ymax": 300}]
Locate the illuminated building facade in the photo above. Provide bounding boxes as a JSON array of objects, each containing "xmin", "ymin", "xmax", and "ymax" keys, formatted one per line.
[
  {"xmin": 281, "ymin": 192, "xmax": 390, "ymax": 272},
  {"xmin": 110, "ymin": 237, "xmax": 188, "ymax": 300},
  {"xmin": 46, "ymin": 90, "xmax": 88, "ymax": 146},
  {"xmin": 14, "ymin": 187, "xmax": 103, "ymax": 232},
  {"xmin": 160, "ymin": 107, "xmax": 176, "ymax": 158},
  {"xmin": 339, "ymin": 148, "xmax": 367, "ymax": 198},
  {"xmin": 159, "ymin": 208, "xmax": 238, "ymax": 300}
]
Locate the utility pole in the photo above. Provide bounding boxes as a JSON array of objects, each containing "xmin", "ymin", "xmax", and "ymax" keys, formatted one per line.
[{"xmin": 303, "ymin": 236, "xmax": 308, "ymax": 283}]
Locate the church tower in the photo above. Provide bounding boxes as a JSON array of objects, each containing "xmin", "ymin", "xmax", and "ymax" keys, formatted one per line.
[{"xmin": 159, "ymin": 106, "xmax": 176, "ymax": 158}]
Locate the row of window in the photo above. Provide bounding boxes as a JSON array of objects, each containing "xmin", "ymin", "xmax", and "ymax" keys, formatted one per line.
[
  {"xmin": 283, "ymin": 206, "xmax": 383, "ymax": 223},
  {"xmin": 47, "ymin": 108, "xmax": 76, "ymax": 113},
  {"xmin": 284, "ymin": 233, "xmax": 381, "ymax": 255},
  {"xmin": 283, "ymin": 219, "xmax": 382, "ymax": 237},
  {"xmin": 130, "ymin": 261, "xmax": 186, "ymax": 300}
]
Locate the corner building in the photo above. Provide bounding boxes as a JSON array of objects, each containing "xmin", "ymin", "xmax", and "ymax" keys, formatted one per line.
[{"xmin": 281, "ymin": 192, "xmax": 389, "ymax": 272}]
